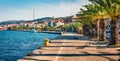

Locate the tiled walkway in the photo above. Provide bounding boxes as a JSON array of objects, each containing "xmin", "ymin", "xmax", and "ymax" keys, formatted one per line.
[{"xmin": 18, "ymin": 33, "xmax": 119, "ymax": 61}]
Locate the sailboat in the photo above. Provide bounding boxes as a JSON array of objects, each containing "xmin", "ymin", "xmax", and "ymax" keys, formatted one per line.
[{"xmin": 30, "ymin": 9, "xmax": 37, "ymax": 33}]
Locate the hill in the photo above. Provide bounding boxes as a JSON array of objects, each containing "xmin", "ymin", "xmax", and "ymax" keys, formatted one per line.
[{"xmin": 0, "ymin": 17, "xmax": 52, "ymax": 25}]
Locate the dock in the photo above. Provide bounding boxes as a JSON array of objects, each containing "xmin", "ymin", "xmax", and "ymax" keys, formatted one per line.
[
  {"xmin": 18, "ymin": 33, "xmax": 119, "ymax": 61},
  {"xmin": 38, "ymin": 31, "xmax": 61, "ymax": 34}
]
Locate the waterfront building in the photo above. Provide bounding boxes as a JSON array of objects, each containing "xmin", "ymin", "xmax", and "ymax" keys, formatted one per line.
[
  {"xmin": 48, "ymin": 19, "xmax": 64, "ymax": 27},
  {"xmin": 48, "ymin": 21, "xmax": 53, "ymax": 26},
  {"xmin": 8, "ymin": 24, "xmax": 19, "ymax": 29},
  {"xmin": 20, "ymin": 22, "xmax": 36, "ymax": 27},
  {"xmin": 54, "ymin": 21, "xmax": 64, "ymax": 27},
  {"xmin": 0, "ymin": 26, "xmax": 5, "ymax": 30},
  {"xmin": 72, "ymin": 15, "xmax": 78, "ymax": 22},
  {"xmin": 36, "ymin": 23, "xmax": 46, "ymax": 28}
]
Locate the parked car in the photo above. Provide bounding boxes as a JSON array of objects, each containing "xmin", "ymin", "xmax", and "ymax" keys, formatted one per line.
[
  {"xmin": 106, "ymin": 29, "xmax": 110, "ymax": 40},
  {"xmin": 106, "ymin": 30, "xmax": 120, "ymax": 44}
]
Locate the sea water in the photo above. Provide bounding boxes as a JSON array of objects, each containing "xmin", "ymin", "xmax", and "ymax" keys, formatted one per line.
[{"xmin": 0, "ymin": 30, "xmax": 59, "ymax": 61}]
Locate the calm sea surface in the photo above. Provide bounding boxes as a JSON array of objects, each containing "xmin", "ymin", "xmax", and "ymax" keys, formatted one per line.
[{"xmin": 0, "ymin": 30, "xmax": 59, "ymax": 61}]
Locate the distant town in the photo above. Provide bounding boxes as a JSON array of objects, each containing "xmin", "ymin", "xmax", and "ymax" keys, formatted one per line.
[{"xmin": 0, "ymin": 15, "xmax": 79, "ymax": 32}]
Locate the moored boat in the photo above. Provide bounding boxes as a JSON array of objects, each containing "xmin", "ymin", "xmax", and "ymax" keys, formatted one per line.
[{"xmin": 30, "ymin": 29, "xmax": 36, "ymax": 33}]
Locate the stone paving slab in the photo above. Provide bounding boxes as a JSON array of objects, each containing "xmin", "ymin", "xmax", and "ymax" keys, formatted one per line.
[
  {"xmin": 18, "ymin": 33, "xmax": 119, "ymax": 61},
  {"xmin": 57, "ymin": 56, "xmax": 109, "ymax": 61}
]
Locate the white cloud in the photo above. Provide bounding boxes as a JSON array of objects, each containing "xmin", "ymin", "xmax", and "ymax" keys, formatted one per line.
[{"xmin": 0, "ymin": 0, "xmax": 90, "ymax": 22}]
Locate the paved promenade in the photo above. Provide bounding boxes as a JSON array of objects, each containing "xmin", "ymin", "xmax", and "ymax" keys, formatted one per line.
[{"xmin": 18, "ymin": 33, "xmax": 119, "ymax": 61}]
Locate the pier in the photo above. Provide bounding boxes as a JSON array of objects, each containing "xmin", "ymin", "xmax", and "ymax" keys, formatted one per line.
[{"xmin": 18, "ymin": 33, "xmax": 119, "ymax": 61}]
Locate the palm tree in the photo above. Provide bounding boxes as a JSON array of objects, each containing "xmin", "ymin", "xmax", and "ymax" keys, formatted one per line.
[
  {"xmin": 93, "ymin": 4, "xmax": 108, "ymax": 41},
  {"xmin": 77, "ymin": 4, "xmax": 108, "ymax": 41},
  {"xmin": 89, "ymin": 0, "xmax": 120, "ymax": 45},
  {"xmin": 83, "ymin": 4, "xmax": 100, "ymax": 39},
  {"xmin": 76, "ymin": 12, "xmax": 92, "ymax": 36}
]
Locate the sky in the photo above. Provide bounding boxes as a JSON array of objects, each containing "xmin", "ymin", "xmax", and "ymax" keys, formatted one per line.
[{"xmin": 0, "ymin": 0, "xmax": 90, "ymax": 22}]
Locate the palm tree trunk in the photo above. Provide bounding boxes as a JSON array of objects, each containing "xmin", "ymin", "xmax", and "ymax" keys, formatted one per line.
[
  {"xmin": 110, "ymin": 19, "xmax": 119, "ymax": 45},
  {"xmin": 82, "ymin": 25, "xmax": 85, "ymax": 36},
  {"xmin": 92, "ymin": 22, "xmax": 98, "ymax": 39},
  {"xmin": 82, "ymin": 25, "xmax": 90, "ymax": 36},
  {"xmin": 99, "ymin": 18, "xmax": 106, "ymax": 41},
  {"xmin": 95, "ymin": 22, "xmax": 98, "ymax": 38}
]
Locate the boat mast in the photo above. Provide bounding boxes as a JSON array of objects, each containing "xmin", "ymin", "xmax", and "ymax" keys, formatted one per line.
[{"xmin": 33, "ymin": 9, "xmax": 35, "ymax": 20}]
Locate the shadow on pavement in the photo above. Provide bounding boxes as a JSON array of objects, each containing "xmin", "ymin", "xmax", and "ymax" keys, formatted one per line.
[
  {"xmin": 54, "ymin": 35, "xmax": 89, "ymax": 40},
  {"xmin": 31, "ymin": 53, "xmax": 119, "ymax": 56},
  {"xmin": 20, "ymin": 58, "xmax": 50, "ymax": 61}
]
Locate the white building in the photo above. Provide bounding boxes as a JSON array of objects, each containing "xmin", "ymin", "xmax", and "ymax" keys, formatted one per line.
[
  {"xmin": 55, "ymin": 21, "xmax": 64, "ymax": 27},
  {"xmin": 20, "ymin": 22, "xmax": 36, "ymax": 27}
]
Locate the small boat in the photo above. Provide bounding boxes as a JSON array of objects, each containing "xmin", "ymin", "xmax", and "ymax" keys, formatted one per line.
[{"xmin": 30, "ymin": 29, "xmax": 36, "ymax": 33}]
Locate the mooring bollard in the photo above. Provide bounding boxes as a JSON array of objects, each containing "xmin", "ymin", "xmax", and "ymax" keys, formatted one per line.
[
  {"xmin": 26, "ymin": 52, "xmax": 31, "ymax": 56},
  {"xmin": 38, "ymin": 46, "xmax": 42, "ymax": 49},
  {"xmin": 44, "ymin": 38, "xmax": 49, "ymax": 46},
  {"xmin": 61, "ymin": 32, "xmax": 64, "ymax": 35},
  {"xmin": 117, "ymin": 48, "xmax": 120, "ymax": 61}
]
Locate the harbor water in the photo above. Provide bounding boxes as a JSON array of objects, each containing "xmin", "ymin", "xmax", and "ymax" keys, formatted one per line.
[{"xmin": 0, "ymin": 30, "xmax": 59, "ymax": 61}]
